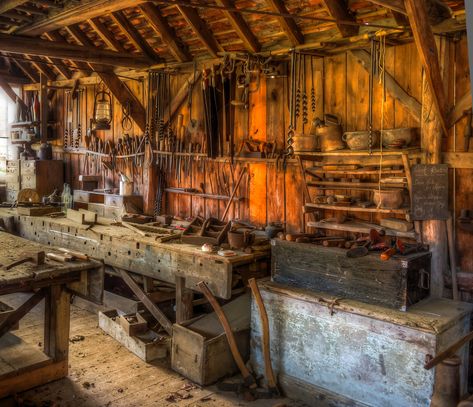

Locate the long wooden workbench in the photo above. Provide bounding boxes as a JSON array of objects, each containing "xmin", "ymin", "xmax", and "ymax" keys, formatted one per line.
[
  {"xmin": 0, "ymin": 231, "xmax": 103, "ymax": 398},
  {"xmin": 0, "ymin": 209, "xmax": 269, "ymax": 300}
]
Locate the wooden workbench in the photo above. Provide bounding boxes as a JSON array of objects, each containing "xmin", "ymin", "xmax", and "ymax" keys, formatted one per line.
[
  {"xmin": 0, "ymin": 209, "xmax": 269, "ymax": 300},
  {"xmin": 0, "ymin": 231, "xmax": 103, "ymax": 398}
]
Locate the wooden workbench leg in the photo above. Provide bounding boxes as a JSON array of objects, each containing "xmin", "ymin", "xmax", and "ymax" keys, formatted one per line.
[
  {"xmin": 175, "ymin": 277, "xmax": 193, "ymax": 324},
  {"xmin": 44, "ymin": 285, "xmax": 71, "ymax": 363},
  {"xmin": 143, "ymin": 276, "xmax": 154, "ymax": 293}
]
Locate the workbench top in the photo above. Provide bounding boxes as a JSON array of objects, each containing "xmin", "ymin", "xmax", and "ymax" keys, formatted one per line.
[
  {"xmin": 0, "ymin": 209, "xmax": 269, "ymax": 299},
  {"xmin": 0, "ymin": 231, "xmax": 100, "ymax": 291},
  {"xmin": 0, "ymin": 208, "xmax": 264, "ymax": 264}
]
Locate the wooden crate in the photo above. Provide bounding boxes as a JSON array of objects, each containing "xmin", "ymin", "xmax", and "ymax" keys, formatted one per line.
[
  {"xmin": 171, "ymin": 293, "xmax": 250, "ymax": 386},
  {"xmin": 271, "ymin": 239, "xmax": 431, "ymax": 311},
  {"xmin": 99, "ymin": 310, "xmax": 168, "ymax": 362}
]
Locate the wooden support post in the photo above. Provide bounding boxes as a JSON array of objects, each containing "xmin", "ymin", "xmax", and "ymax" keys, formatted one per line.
[
  {"xmin": 40, "ymin": 73, "xmax": 48, "ymax": 143},
  {"xmin": 143, "ymin": 276, "xmax": 154, "ymax": 293},
  {"xmin": 421, "ymin": 71, "xmax": 447, "ymax": 298},
  {"xmin": 175, "ymin": 276, "xmax": 193, "ymax": 324},
  {"xmin": 44, "ymin": 285, "xmax": 71, "ymax": 362}
]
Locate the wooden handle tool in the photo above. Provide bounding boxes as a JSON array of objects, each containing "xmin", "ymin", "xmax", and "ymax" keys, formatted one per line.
[
  {"xmin": 57, "ymin": 248, "xmax": 89, "ymax": 260},
  {"xmin": 248, "ymin": 278, "xmax": 279, "ymax": 395},
  {"xmin": 46, "ymin": 253, "xmax": 73, "ymax": 263}
]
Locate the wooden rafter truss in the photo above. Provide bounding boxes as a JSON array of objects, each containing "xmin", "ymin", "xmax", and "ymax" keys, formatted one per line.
[{"xmin": 0, "ymin": 0, "xmax": 466, "ymax": 131}]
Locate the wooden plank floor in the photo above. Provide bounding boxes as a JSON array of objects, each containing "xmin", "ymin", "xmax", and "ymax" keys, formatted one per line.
[{"xmin": 0, "ymin": 293, "xmax": 302, "ymax": 407}]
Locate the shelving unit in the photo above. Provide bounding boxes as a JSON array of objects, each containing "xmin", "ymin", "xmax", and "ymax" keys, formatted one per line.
[{"xmin": 299, "ymin": 147, "xmax": 421, "ymax": 238}]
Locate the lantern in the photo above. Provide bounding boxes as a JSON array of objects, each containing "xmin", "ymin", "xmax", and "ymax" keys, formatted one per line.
[{"xmin": 93, "ymin": 85, "xmax": 112, "ymax": 130}]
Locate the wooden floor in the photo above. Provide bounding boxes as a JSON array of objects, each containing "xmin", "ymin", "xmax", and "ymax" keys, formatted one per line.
[{"xmin": 0, "ymin": 293, "xmax": 301, "ymax": 407}]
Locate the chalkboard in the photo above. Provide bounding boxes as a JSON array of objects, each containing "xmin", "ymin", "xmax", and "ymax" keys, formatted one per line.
[{"xmin": 411, "ymin": 164, "xmax": 449, "ymax": 220}]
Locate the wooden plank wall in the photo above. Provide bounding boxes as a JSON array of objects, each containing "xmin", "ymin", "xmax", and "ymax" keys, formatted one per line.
[{"xmin": 48, "ymin": 37, "xmax": 473, "ymax": 270}]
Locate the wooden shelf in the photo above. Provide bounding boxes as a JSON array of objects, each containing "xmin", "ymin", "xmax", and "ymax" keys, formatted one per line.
[
  {"xmin": 297, "ymin": 147, "xmax": 422, "ymax": 157},
  {"xmin": 307, "ymin": 220, "xmax": 417, "ymax": 239},
  {"xmin": 305, "ymin": 203, "xmax": 409, "ymax": 215},
  {"xmin": 308, "ymin": 180, "xmax": 405, "ymax": 189},
  {"xmin": 306, "ymin": 168, "xmax": 405, "ymax": 176},
  {"xmin": 165, "ymin": 188, "xmax": 242, "ymax": 201}
]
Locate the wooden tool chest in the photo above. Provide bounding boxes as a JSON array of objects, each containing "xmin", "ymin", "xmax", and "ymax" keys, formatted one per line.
[
  {"xmin": 271, "ymin": 239, "xmax": 431, "ymax": 311},
  {"xmin": 5, "ymin": 160, "xmax": 63, "ymax": 203},
  {"xmin": 73, "ymin": 190, "xmax": 143, "ymax": 219}
]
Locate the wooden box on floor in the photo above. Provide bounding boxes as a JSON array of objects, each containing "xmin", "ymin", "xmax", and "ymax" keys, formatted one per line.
[
  {"xmin": 271, "ymin": 239, "xmax": 431, "ymax": 311},
  {"xmin": 99, "ymin": 310, "xmax": 168, "ymax": 362},
  {"xmin": 171, "ymin": 293, "xmax": 250, "ymax": 386}
]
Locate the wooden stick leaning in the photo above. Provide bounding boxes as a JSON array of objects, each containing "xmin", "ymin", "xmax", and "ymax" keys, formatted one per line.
[
  {"xmin": 197, "ymin": 281, "xmax": 256, "ymax": 388},
  {"xmin": 220, "ymin": 167, "xmax": 246, "ymax": 222}
]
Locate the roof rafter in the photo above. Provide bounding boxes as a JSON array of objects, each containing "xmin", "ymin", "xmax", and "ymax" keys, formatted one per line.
[
  {"xmin": 176, "ymin": 5, "xmax": 223, "ymax": 58},
  {"xmin": 9, "ymin": 56, "xmax": 40, "ymax": 82},
  {"xmin": 214, "ymin": 0, "xmax": 261, "ymax": 53},
  {"xmin": 110, "ymin": 10, "xmax": 161, "ymax": 61},
  {"xmin": 139, "ymin": 2, "xmax": 191, "ymax": 63},
  {"xmin": 25, "ymin": 55, "xmax": 56, "ymax": 81},
  {"xmin": 45, "ymin": 30, "xmax": 93, "ymax": 76},
  {"xmin": 88, "ymin": 17, "xmax": 126, "ymax": 53},
  {"xmin": 66, "ymin": 23, "xmax": 147, "ymax": 132},
  {"xmin": 264, "ymin": 0, "xmax": 304, "ymax": 45},
  {"xmin": 321, "ymin": 0, "xmax": 359, "ymax": 37}
]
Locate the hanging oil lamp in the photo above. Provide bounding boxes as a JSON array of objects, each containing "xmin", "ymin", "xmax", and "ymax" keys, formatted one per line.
[{"xmin": 93, "ymin": 83, "xmax": 112, "ymax": 130}]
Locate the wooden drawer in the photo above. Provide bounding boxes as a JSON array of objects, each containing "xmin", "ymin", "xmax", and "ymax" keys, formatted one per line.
[
  {"xmin": 21, "ymin": 175, "xmax": 36, "ymax": 189},
  {"xmin": 20, "ymin": 160, "xmax": 36, "ymax": 175},
  {"xmin": 103, "ymin": 206, "xmax": 123, "ymax": 220},
  {"xmin": 87, "ymin": 203, "xmax": 105, "ymax": 217},
  {"xmin": 104, "ymin": 195, "xmax": 124, "ymax": 207},
  {"xmin": 6, "ymin": 189, "xmax": 17, "ymax": 202},
  {"xmin": 73, "ymin": 190, "xmax": 90, "ymax": 203},
  {"xmin": 6, "ymin": 160, "xmax": 20, "ymax": 170},
  {"xmin": 6, "ymin": 182, "xmax": 20, "ymax": 191},
  {"xmin": 5, "ymin": 174, "xmax": 20, "ymax": 183}
]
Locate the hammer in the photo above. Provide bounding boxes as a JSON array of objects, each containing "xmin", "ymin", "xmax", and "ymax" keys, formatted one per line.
[{"xmin": 3, "ymin": 251, "xmax": 45, "ymax": 270}]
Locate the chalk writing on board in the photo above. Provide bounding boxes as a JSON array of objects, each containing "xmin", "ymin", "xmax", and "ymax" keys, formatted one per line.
[{"xmin": 411, "ymin": 164, "xmax": 449, "ymax": 221}]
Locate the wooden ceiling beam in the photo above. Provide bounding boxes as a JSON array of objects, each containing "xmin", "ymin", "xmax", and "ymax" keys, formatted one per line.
[
  {"xmin": 66, "ymin": 24, "xmax": 147, "ymax": 132},
  {"xmin": 88, "ymin": 17, "xmax": 126, "ymax": 53},
  {"xmin": 16, "ymin": 5, "xmax": 48, "ymax": 16},
  {"xmin": 214, "ymin": 0, "xmax": 260, "ymax": 52},
  {"xmin": 45, "ymin": 30, "xmax": 93, "ymax": 76},
  {"xmin": 0, "ymin": 1, "xmax": 28, "ymax": 15},
  {"xmin": 176, "ymin": 5, "xmax": 223, "ymax": 58},
  {"xmin": 405, "ymin": 0, "xmax": 448, "ymax": 136},
  {"xmin": 0, "ymin": 32, "xmax": 153, "ymax": 69},
  {"xmin": 110, "ymin": 10, "xmax": 161, "ymax": 61},
  {"xmin": 17, "ymin": 0, "xmax": 147, "ymax": 36},
  {"xmin": 321, "ymin": 0, "xmax": 359, "ymax": 37},
  {"xmin": 264, "ymin": 0, "xmax": 304, "ymax": 45},
  {"xmin": 139, "ymin": 2, "xmax": 191, "ymax": 62}
]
